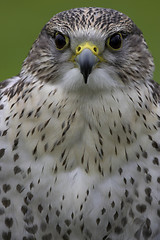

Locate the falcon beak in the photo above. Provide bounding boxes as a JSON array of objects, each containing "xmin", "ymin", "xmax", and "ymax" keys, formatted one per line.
[
  {"xmin": 77, "ymin": 49, "xmax": 97, "ymax": 84},
  {"xmin": 75, "ymin": 42, "xmax": 102, "ymax": 84}
]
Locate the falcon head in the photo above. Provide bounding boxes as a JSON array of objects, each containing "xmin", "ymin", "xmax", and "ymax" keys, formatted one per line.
[{"xmin": 22, "ymin": 7, "xmax": 154, "ymax": 92}]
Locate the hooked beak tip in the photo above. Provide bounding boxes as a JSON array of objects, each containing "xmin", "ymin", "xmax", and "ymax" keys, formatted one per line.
[
  {"xmin": 76, "ymin": 48, "xmax": 98, "ymax": 84},
  {"xmin": 84, "ymin": 76, "xmax": 88, "ymax": 84}
]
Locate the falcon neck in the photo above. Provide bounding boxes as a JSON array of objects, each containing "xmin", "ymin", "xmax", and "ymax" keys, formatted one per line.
[{"xmin": 5, "ymin": 79, "xmax": 159, "ymax": 176}]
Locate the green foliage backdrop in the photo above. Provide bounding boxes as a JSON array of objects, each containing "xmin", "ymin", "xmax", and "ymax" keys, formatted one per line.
[{"xmin": 0, "ymin": 0, "xmax": 159, "ymax": 83}]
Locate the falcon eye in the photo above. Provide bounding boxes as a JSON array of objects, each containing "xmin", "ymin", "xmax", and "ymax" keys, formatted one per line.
[
  {"xmin": 107, "ymin": 33, "xmax": 123, "ymax": 50},
  {"xmin": 54, "ymin": 32, "xmax": 69, "ymax": 50}
]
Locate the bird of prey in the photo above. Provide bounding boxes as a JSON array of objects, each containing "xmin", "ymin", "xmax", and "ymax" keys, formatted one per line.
[{"xmin": 0, "ymin": 7, "xmax": 160, "ymax": 240}]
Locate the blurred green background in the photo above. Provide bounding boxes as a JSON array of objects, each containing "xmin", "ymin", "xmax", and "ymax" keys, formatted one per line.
[{"xmin": 0, "ymin": 0, "xmax": 159, "ymax": 83}]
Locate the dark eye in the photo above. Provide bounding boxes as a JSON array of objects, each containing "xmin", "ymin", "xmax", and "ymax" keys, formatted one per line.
[
  {"xmin": 107, "ymin": 33, "xmax": 123, "ymax": 50},
  {"xmin": 54, "ymin": 32, "xmax": 69, "ymax": 50}
]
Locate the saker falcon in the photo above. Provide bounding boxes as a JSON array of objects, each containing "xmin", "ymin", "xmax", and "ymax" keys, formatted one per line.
[{"xmin": 0, "ymin": 7, "xmax": 160, "ymax": 240}]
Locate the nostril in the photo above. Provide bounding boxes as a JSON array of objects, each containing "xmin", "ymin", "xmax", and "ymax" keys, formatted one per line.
[
  {"xmin": 93, "ymin": 47, "xmax": 97, "ymax": 53},
  {"xmin": 77, "ymin": 46, "xmax": 81, "ymax": 52}
]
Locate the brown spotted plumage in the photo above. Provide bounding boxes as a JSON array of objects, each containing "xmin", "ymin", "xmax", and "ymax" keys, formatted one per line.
[{"xmin": 0, "ymin": 7, "xmax": 160, "ymax": 240}]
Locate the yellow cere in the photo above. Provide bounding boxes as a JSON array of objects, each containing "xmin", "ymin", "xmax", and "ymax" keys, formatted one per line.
[{"xmin": 71, "ymin": 42, "xmax": 105, "ymax": 62}]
